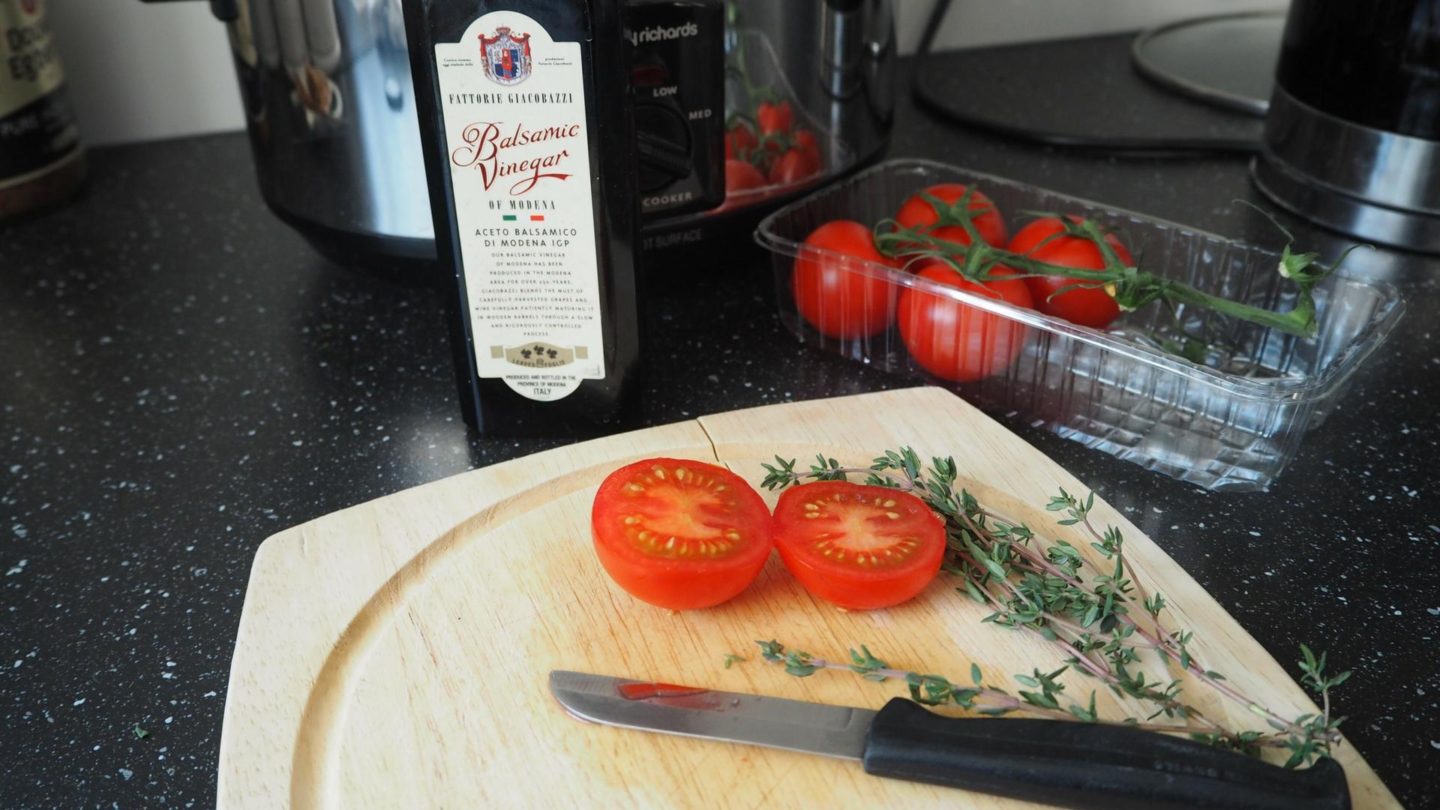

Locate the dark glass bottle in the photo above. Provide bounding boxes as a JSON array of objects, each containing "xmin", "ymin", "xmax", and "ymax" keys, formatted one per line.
[
  {"xmin": 0, "ymin": 0, "xmax": 85, "ymax": 222},
  {"xmin": 404, "ymin": 0, "xmax": 642, "ymax": 436}
]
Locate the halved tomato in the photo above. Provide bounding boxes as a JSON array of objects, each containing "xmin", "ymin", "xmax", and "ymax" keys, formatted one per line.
[
  {"xmin": 773, "ymin": 481, "xmax": 945, "ymax": 610},
  {"xmin": 592, "ymin": 458, "xmax": 773, "ymax": 610}
]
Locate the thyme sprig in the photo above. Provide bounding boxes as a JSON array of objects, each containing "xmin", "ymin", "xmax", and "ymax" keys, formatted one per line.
[
  {"xmin": 757, "ymin": 450, "xmax": 1349, "ymax": 765},
  {"xmin": 870, "ymin": 189, "xmax": 1363, "ymax": 340}
]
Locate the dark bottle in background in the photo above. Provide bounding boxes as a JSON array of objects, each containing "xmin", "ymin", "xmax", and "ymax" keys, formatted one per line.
[
  {"xmin": 403, "ymin": 0, "xmax": 642, "ymax": 436},
  {"xmin": 0, "ymin": 0, "xmax": 84, "ymax": 222}
]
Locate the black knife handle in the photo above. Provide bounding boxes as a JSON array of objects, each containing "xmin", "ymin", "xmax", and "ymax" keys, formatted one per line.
[{"xmin": 861, "ymin": 699, "xmax": 1351, "ymax": 810}]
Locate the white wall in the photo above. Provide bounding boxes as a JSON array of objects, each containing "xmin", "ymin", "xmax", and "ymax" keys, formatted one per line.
[
  {"xmin": 47, "ymin": 0, "xmax": 243, "ymax": 145},
  {"xmin": 47, "ymin": 0, "xmax": 1285, "ymax": 146}
]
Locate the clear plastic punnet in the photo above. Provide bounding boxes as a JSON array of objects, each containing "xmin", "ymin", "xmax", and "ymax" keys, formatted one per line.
[{"xmin": 757, "ymin": 160, "xmax": 1405, "ymax": 492}]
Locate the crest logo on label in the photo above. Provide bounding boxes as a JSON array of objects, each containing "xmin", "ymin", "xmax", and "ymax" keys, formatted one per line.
[{"xmin": 479, "ymin": 27, "xmax": 532, "ymax": 86}]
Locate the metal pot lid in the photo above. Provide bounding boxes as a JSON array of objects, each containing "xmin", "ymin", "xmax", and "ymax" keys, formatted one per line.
[{"xmin": 1131, "ymin": 11, "xmax": 1286, "ymax": 117}]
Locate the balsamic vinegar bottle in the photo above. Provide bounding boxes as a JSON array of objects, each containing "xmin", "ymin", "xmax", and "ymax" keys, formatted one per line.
[{"xmin": 404, "ymin": 0, "xmax": 642, "ymax": 436}]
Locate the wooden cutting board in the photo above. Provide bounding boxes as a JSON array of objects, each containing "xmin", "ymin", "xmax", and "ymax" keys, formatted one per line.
[{"xmin": 217, "ymin": 387, "xmax": 1395, "ymax": 809}]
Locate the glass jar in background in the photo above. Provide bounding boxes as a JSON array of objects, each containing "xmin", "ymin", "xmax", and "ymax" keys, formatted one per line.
[{"xmin": 0, "ymin": 0, "xmax": 84, "ymax": 222}]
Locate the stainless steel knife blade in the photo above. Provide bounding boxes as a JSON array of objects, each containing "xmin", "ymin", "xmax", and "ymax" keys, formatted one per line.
[
  {"xmin": 547, "ymin": 669, "xmax": 1352, "ymax": 810},
  {"xmin": 548, "ymin": 670, "xmax": 872, "ymax": 760}
]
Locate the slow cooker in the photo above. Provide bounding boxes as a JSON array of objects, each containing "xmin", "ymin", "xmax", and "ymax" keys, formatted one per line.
[{"xmin": 148, "ymin": 0, "xmax": 896, "ymax": 267}]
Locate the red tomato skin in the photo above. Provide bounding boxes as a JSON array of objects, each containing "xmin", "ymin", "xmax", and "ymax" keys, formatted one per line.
[
  {"xmin": 773, "ymin": 482, "xmax": 945, "ymax": 610},
  {"xmin": 1006, "ymin": 215, "xmax": 1083, "ymax": 256},
  {"xmin": 757, "ymin": 100, "xmax": 794, "ymax": 135},
  {"xmin": 1008, "ymin": 217, "xmax": 1131, "ymax": 329},
  {"xmin": 896, "ymin": 184, "xmax": 1009, "ymax": 249},
  {"xmin": 768, "ymin": 147, "xmax": 822, "ymax": 186},
  {"xmin": 898, "ymin": 262, "xmax": 1034, "ymax": 383},
  {"xmin": 792, "ymin": 220, "xmax": 898, "ymax": 339},
  {"xmin": 592, "ymin": 458, "xmax": 773, "ymax": 610}
]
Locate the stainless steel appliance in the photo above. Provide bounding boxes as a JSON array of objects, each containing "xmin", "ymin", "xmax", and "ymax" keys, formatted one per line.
[
  {"xmin": 1252, "ymin": 0, "xmax": 1440, "ymax": 253},
  {"xmin": 154, "ymin": 0, "xmax": 895, "ymax": 267}
]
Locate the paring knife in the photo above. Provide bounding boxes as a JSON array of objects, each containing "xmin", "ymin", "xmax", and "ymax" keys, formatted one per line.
[{"xmin": 548, "ymin": 670, "xmax": 1351, "ymax": 810}]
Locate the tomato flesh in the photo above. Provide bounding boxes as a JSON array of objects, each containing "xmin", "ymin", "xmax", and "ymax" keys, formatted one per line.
[
  {"xmin": 1008, "ymin": 216, "xmax": 1130, "ymax": 329},
  {"xmin": 792, "ymin": 220, "xmax": 898, "ymax": 339},
  {"xmin": 898, "ymin": 261, "xmax": 1033, "ymax": 383},
  {"xmin": 592, "ymin": 458, "xmax": 773, "ymax": 610},
  {"xmin": 773, "ymin": 481, "xmax": 945, "ymax": 610}
]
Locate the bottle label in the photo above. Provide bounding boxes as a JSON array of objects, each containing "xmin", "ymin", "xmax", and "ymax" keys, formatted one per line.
[
  {"xmin": 0, "ymin": 0, "xmax": 81, "ymax": 189},
  {"xmin": 434, "ymin": 11, "xmax": 604, "ymax": 403}
]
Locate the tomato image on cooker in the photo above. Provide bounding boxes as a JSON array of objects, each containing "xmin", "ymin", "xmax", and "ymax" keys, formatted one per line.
[
  {"xmin": 769, "ymin": 146, "xmax": 822, "ymax": 186},
  {"xmin": 757, "ymin": 100, "xmax": 795, "ymax": 135},
  {"xmin": 724, "ymin": 121, "xmax": 759, "ymax": 161}
]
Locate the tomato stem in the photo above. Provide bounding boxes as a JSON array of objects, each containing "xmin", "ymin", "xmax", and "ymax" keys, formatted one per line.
[{"xmin": 872, "ymin": 206, "xmax": 1352, "ymax": 341}]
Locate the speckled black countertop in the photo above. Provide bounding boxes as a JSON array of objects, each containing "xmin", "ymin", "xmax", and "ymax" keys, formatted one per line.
[{"xmin": 3, "ymin": 36, "xmax": 1438, "ymax": 808}]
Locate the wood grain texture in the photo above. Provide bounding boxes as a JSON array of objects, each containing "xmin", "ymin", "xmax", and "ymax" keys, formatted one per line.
[{"xmin": 218, "ymin": 387, "xmax": 1395, "ymax": 809}]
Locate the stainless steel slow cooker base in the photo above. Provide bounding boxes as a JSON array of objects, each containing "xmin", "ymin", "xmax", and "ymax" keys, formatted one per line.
[
  {"xmin": 1252, "ymin": 86, "xmax": 1440, "ymax": 254},
  {"xmin": 217, "ymin": 0, "xmax": 895, "ymax": 269}
]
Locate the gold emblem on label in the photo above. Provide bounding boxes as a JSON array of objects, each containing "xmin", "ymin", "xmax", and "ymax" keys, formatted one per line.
[{"xmin": 492, "ymin": 342, "xmax": 585, "ymax": 369}]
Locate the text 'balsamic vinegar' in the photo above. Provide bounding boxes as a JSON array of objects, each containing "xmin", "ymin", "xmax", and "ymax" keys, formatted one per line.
[{"xmin": 405, "ymin": 0, "xmax": 642, "ymax": 436}]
